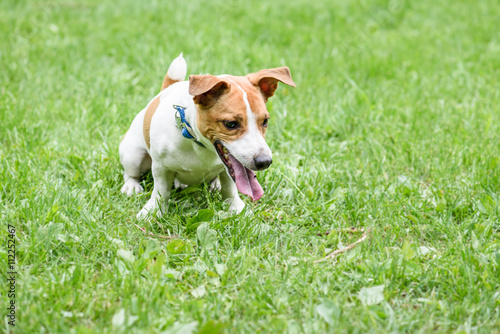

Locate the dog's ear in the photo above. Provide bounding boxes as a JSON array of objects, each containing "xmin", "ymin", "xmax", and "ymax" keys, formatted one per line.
[
  {"xmin": 247, "ymin": 66, "xmax": 296, "ymax": 102},
  {"xmin": 189, "ymin": 75, "xmax": 231, "ymax": 108}
]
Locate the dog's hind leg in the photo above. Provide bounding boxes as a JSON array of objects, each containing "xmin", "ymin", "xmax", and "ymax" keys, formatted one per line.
[
  {"xmin": 209, "ymin": 177, "xmax": 221, "ymax": 192},
  {"xmin": 119, "ymin": 127, "xmax": 151, "ymax": 196}
]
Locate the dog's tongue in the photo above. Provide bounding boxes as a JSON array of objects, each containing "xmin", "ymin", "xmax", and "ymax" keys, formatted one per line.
[{"xmin": 228, "ymin": 154, "xmax": 263, "ymax": 201}]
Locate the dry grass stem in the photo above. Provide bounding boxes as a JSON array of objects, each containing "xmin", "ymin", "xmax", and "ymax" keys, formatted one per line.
[{"xmin": 314, "ymin": 228, "xmax": 372, "ymax": 263}]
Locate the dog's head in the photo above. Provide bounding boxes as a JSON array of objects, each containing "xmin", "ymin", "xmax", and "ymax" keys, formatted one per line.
[{"xmin": 189, "ymin": 67, "xmax": 296, "ymax": 201}]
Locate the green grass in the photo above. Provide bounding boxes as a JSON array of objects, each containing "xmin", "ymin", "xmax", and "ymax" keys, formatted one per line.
[{"xmin": 1, "ymin": 0, "xmax": 500, "ymax": 332}]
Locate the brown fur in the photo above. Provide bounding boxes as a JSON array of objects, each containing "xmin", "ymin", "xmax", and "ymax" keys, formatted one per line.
[
  {"xmin": 142, "ymin": 96, "xmax": 160, "ymax": 149},
  {"xmin": 189, "ymin": 70, "xmax": 295, "ymax": 146},
  {"xmin": 196, "ymin": 79, "xmax": 249, "ymax": 144},
  {"xmin": 247, "ymin": 66, "xmax": 296, "ymax": 101},
  {"xmin": 161, "ymin": 76, "xmax": 177, "ymax": 91},
  {"xmin": 225, "ymin": 75, "xmax": 270, "ymax": 137}
]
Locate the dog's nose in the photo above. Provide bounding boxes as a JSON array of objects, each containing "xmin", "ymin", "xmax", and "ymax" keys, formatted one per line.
[{"xmin": 254, "ymin": 155, "xmax": 272, "ymax": 170}]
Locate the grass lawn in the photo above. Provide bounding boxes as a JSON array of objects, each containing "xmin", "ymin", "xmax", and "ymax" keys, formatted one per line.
[{"xmin": 2, "ymin": 0, "xmax": 500, "ymax": 332}]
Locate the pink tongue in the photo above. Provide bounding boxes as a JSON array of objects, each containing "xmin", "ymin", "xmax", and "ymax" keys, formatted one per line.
[{"xmin": 228, "ymin": 154, "xmax": 264, "ymax": 201}]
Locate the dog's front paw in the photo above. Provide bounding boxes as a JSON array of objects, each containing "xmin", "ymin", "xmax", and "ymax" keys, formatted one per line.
[
  {"xmin": 137, "ymin": 197, "xmax": 165, "ymax": 220},
  {"xmin": 228, "ymin": 198, "xmax": 245, "ymax": 214},
  {"xmin": 121, "ymin": 179, "xmax": 144, "ymax": 196},
  {"xmin": 136, "ymin": 208, "xmax": 152, "ymax": 220},
  {"xmin": 209, "ymin": 177, "xmax": 221, "ymax": 192}
]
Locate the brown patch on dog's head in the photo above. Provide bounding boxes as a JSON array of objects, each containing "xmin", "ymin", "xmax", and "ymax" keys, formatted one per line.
[
  {"xmin": 223, "ymin": 75, "xmax": 270, "ymax": 137},
  {"xmin": 189, "ymin": 67, "xmax": 295, "ymax": 144},
  {"xmin": 189, "ymin": 75, "xmax": 246, "ymax": 144}
]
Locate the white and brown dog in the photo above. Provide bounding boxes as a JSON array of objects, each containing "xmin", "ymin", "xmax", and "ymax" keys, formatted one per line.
[{"xmin": 119, "ymin": 54, "xmax": 296, "ymax": 218}]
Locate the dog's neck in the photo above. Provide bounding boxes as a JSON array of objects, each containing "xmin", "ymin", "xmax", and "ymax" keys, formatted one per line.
[
  {"xmin": 173, "ymin": 105, "xmax": 206, "ymax": 148},
  {"xmin": 177, "ymin": 97, "xmax": 215, "ymax": 152}
]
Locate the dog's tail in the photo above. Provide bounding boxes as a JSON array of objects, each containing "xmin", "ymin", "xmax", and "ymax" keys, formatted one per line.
[{"xmin": 161, "ymin": 53, "xmax": 187, "ymax": 90}]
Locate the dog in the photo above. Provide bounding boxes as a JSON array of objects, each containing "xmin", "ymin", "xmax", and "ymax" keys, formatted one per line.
[{"xmin": 119, "ymin": 53, "xmax": 296, "ymax": 218}]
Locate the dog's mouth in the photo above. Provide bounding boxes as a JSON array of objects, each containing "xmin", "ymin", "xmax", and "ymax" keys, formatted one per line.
[{"xmin": 214, "ymin": 141, "xmax": 264, "ymax": 201}]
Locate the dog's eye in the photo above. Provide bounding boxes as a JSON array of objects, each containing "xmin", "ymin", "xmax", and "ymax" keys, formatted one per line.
[
  {"xmin": 263, "ymin": 119, "xmax": 269, "ymax": 128},
  {"xmin": 224, "ymin": 121, "xmax": 239, "ymax": 130}
]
